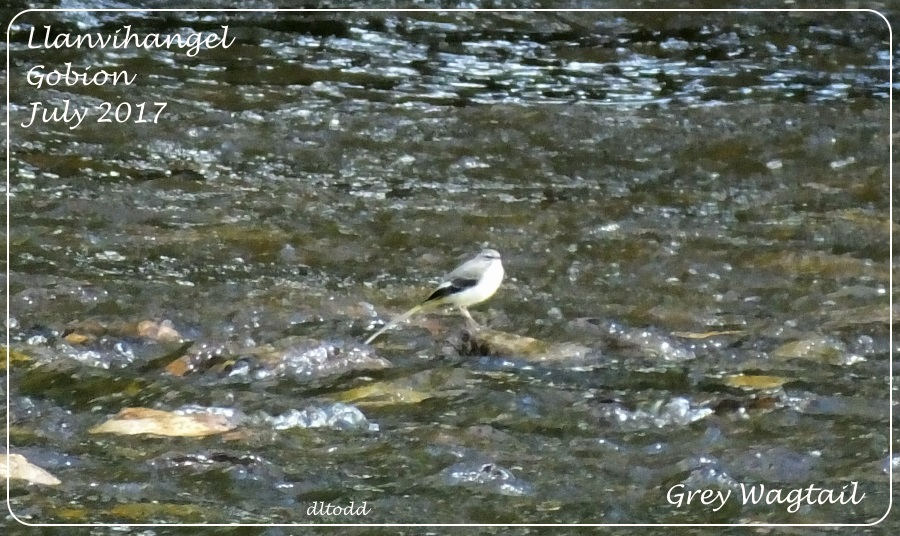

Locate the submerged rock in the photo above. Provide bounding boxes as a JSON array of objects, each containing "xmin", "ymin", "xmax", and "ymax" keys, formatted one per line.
[
  {"xmin": 336, "ymin": 380, "xmax": 434, "ymax": 407},
  {"xmin": 772, "ymin": 335, "xmax": 863, "ymax": 365},
  {"xmin": 20, "ymin": 318, "xmax": 192, "ymax": 370},
  {"xmin": 335, "ymin": 367, "xmax": 470, "ymax": 407},
  {"xmin": 821, "ymin": 303, "xmax": 894, "ymax": 331},
  {"xmin": 89, "ymin": 406, "xmax": 241, "ymax": 438},
  {"xmin": 62, "ymin": 318, "xmax": 184, "ymax": 344},
  {"xmin": 572, "ymin": 318, "xmax": 696, "ymax": 361},
  {"xmin": 437, "ymin": 460, "xmax": 534, "ymax": 497},
  {"xmin": 166, "ymin": 337, "xmax": 392, "ymax": 380},
  {"xmin": 458, "ymin": 328, "xmax": 592, "ymax": 362},
  {"xmin": 722, "ymin": 374, "xmax": 790, "ymax": 390},
  {"xmin": 591, "ymin": 397, "xmax": 713, "ymax": 430},
  {"xmin": 731, "ymin": 447, "xmax": 820, "ymax": 483},
  {"xmin": 265, "ymin": 402, "xmax": 376, "ymax": 431},
  {"xmin": 276, "ymin": 340, "xmax": 391, "ymax": 378},
  {"xmin": 1, "ymin": 453, "xmax": 62, "ymax": 486}
]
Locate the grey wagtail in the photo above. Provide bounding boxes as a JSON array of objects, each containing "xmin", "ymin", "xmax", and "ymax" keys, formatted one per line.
[{"xmin": 364, "ymin": 249, "xmax": 504, "ymax": 344}]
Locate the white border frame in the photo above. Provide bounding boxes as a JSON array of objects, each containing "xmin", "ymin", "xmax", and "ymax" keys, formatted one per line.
[{"xmin": 4, "ymin": 7, "xmax": 893, "ymax": 528}]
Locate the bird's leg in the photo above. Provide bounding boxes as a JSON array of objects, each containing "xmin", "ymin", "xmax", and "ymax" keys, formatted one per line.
[{"xmin": 458, "ymin": 306, "xmax": 480, "ymax": 332}]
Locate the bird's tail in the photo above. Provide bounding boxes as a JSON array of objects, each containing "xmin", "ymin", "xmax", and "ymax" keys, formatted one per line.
[{"xmin": 364, "ymin": 303, "xmax": 425, "ymax": 344}]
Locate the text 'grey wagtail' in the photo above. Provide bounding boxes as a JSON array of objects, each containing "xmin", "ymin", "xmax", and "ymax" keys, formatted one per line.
[{"xmin": 364, "ymin": 249, "xmax": 504, "ymax": 344}]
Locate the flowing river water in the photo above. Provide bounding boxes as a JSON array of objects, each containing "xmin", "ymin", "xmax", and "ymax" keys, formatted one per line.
[{"xmin": 2, "ymin": 3, "xmax": 895, "ymax": 532}]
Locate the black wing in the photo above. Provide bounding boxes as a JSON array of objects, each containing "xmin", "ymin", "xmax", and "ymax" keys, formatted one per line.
[{"xmin": 424, "ymin": 278, "xmax": 478, "ymax": 303}]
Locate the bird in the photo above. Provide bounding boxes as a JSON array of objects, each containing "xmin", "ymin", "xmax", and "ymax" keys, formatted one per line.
[{"xmin": 364, "ymin": 249, "xmax": 504, "ymax": 344}]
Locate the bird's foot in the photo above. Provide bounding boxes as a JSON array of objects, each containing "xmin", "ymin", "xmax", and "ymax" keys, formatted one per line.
[{"xmin": 459, "ymin": 306, "xmax": 481, "ymax": 333}]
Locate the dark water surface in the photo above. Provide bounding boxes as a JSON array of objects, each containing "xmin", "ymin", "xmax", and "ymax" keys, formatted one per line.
[{"xmin": 3, "ymin": 3, "xmax": 894, "ymax": 531}]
